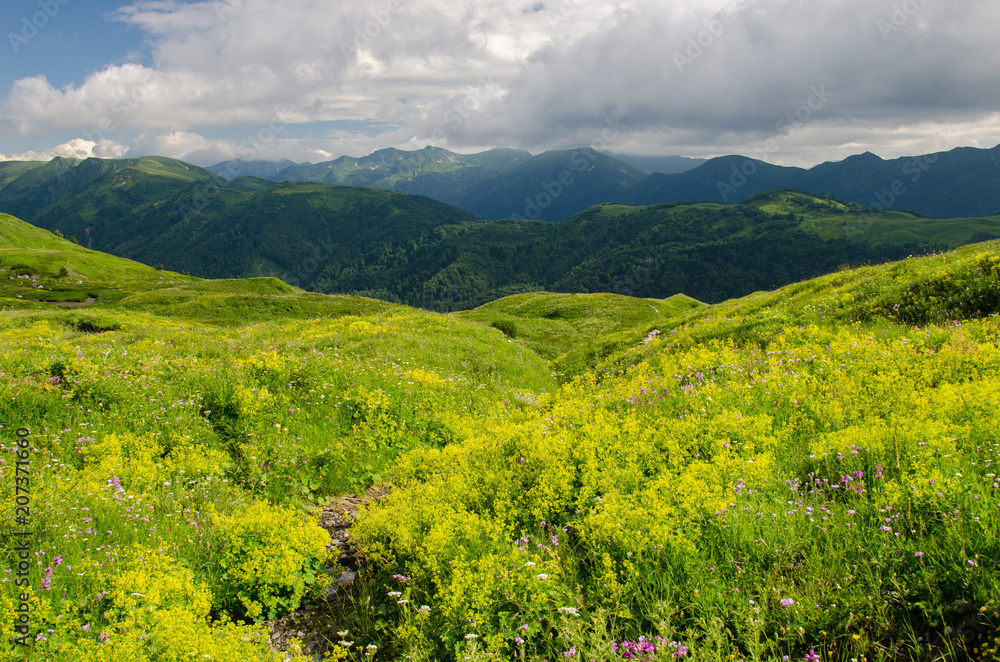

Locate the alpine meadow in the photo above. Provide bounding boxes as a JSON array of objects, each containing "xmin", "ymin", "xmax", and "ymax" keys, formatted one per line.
[{"xmin": 2, "ymin": 203, "xmax": 1000, "ymax": 660}]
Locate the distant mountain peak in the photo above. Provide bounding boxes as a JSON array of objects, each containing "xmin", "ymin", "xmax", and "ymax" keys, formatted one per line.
[{"xmin": 207, "ymin": 159, "xmax": 301, "ymax": 181}]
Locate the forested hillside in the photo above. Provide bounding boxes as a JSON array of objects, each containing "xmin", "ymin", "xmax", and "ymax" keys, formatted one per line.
[{"xmin": 2, "ymin": 155, "xmax": 999, "ymax": 313}]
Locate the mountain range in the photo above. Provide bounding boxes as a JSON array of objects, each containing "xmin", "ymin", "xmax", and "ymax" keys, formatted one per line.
[
  {"xmin": 1, "ymin": 152, "xmax": 999, "ymax": 310},
  {"xmin": 630, "ymin": 145, "xmax": 1000, "ymax": 218},
  {"xmin": 202, "ymin": 143, "xmax": 1000, "ymax": 221}
]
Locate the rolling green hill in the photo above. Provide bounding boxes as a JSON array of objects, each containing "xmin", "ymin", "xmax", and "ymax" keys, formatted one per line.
[
  {"xmin": 0, "ymin": 211, "xmax": 171, "ymax": 292},
  {"xmin": 4, "ymin": 156, "xmax": 1000, "ymax": 312},
  {"xmin": 0, "ymin": 212, "xmax": 394, "ymax": 323},
  {"xmin": 350, "ymin": 237, "xmax": 1000, "ymax": 662},
  {"xmin": 0, "ymin": 218, "xmax": 562, "ymax": 657},
  {"xmin": 456, "ymin": 291, "xmax": 704, "ymax": 379}
]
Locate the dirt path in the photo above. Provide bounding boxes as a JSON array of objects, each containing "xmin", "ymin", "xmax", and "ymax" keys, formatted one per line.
[{"xmin": 266, "ymin": 487, "xmax": 389, "ymax": 660}]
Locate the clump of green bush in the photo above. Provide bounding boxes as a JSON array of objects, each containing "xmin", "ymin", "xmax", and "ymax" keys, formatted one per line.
[
  {"xmin": 212, "ymin": 501, "xmax": 334, "ymax": 621},
  {"xmin": 491, "ymin": 319, "xmax": 518, "ymax": 338}
]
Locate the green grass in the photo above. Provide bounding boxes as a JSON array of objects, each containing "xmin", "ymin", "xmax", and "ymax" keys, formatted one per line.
[
  {"xmin": 348, "ymin": 238, "xmax": 1000, "ymax": 662},
  {"xmin": 0, "ymin": 220, "xmax": 564, "ymax": 659},
  {"xmin": 3, "ymin": 207, "xmax": 1000, "ymax": 661},
  {"xmin": 0, "ymin": 161, "xmax": 45, "ymax": 189},
  {"xmin": 746, "ymin": 189, "xmax": 1000, "ymax": 247},
  {"xmin": 0, "ymin": 213, "xmax": 170, "ymax": 281},
  {"xmin": 456, "ymin": 291, "xmax": 705, "ymax": 380}
]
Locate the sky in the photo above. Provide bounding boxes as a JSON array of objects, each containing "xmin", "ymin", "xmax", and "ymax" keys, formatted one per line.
[{"xmin": 1, "ymin": 0, "xmax": 999, "ymax": 167}]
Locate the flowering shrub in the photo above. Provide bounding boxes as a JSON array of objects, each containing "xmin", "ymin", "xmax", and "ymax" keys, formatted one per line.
[
  {"xmin": 212, "ymin": 501, "xmax": 332, "ymax": 621},
  {"xmin": 0, "ymin": 287, "xmax": 551, "ymax": 660},
  {"xmin": 354, "ymin": 253, "xmax": 1000, "ymax": 661},
  {"xmin": 4, "ymin": 238, "xmax": 1000, "ymax": 660}
]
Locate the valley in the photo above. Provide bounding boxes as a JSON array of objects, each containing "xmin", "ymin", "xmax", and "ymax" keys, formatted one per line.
[{"xmin": 2, "ymin": 153, "xmax": 1000, "ymax": 313}]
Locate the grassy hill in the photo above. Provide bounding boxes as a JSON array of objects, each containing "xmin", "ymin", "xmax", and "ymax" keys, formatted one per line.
[
  {"xmin": 352, "ymin": 240, "xmax": 1000, "ymax": 660},
  {"xmin": 2, "ymin": 216, "xmax": 1000, "ymax": 660},
  {"xmin": 457, "ymin": 291, "xmax": 704, "ymax": 380},
  {"xmin": 745, "ymin": 189, "xmax": 1000, "ymax": 246},
  {"xmin": 0, "ymin": 217, "xmax": 560, "ymax": 658},
  {"xmin": 0, "ymin": 160, "xmax": 44, "ymax": 188}
]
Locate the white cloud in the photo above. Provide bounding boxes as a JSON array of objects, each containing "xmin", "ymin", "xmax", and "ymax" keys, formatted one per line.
[
  {"xmin": 0, "ymin": 138, "xmax": 128, "ymax": 162},
  {"xmin": 443, "ymin": 0, "xmax": 1000, "ymax": 158},
  {"xmin": 1, "ymin": 0, "xmax": 999, "ymax": 164},
  {"xmin": 121, "ymin": 129, "xmax": 344, "ymax": 165}
]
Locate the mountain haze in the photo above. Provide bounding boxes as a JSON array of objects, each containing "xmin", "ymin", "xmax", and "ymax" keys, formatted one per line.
[
  {"xmin": 266, "ymin": 146, "xmax": 649, "ymax": 221},
  {"xmin": 632, "ymin": 144, "xmax": 1000, "ymax": 218},
  {"xmin": 208, "ymin": 159, "xmax": 302, "ymax": 180}
]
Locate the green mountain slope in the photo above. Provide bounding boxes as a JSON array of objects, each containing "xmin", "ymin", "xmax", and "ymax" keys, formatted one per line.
[
  {"xmin": 112, "ymin": 182, "xmax": 480, "ymax": 294},
  {"xmin": 0, "ymin": 160, "xmax": 45, "ymax": 189},
  {"xmin": 449, "ymin": 147, "xmax": 647, "ymax": 221},
  {"xmin": 351, "ymin": 237, "xmax": 1000, "ymax": 661},
  {"xmin": 6, "ymin": 157, "xmax": 1000, "ymax": 312},
  {"xmin": 0, "ymin": 155, "xmax": 222, "ymax": 225},
  {"xmin": 631, "ymin": 143, "xmax": 1000, "ymax": 218},
  {"xmin": 457, "ymin": 291, "xmax": 704, "ymax": 380}
]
